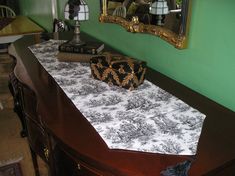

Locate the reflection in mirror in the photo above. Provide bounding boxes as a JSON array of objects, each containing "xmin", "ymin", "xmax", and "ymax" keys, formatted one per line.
[{"xmin": 99, "ymin": 0, "xmax": 191, "ymax": 49}]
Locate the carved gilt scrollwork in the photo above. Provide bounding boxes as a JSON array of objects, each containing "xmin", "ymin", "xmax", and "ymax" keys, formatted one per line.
[{"xmin": 99, "ymin": 0, "xmax": 191, "ymax": 49}]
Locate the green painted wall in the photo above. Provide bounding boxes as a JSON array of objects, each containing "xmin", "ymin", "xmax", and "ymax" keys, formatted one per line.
[
  {"xmin": 19, "ymin": 0, "xmax": 53, "ymax": 32},
  {"xmin": 19, "ymin": 0, "xmax": 235, "ymax": 112}
]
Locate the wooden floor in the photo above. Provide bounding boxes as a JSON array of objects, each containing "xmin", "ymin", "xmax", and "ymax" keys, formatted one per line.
[{"xmin": 0, "ymin": 53, "xmax": 48, "ymax": 176}]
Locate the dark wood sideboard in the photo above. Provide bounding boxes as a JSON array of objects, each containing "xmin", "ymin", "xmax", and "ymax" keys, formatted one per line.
[{"xmin": 9, "ymin": 32, "xmax": 235, "ymax": 176}]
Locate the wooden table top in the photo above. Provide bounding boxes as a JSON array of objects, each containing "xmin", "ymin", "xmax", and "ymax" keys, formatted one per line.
[
  {"xmin": 12, "ymin": 32, "xmax": 235, "ymax": 176},
  {"xmin": 0, "ymin": 16, "xmax": 44, "ymax": 37}
]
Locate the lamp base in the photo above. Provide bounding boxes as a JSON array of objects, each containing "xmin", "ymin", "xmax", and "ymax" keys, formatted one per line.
[
  {"xmin": 68, "ymin": 34, "xmax": 85, "ymax": 46},
  {"xmin": 68, "ymin": 20, "xmax": 85, "ymax": 46},
  {"xmin": 156, "ymin": 15, "xmax": 165, "ymax": 26}
]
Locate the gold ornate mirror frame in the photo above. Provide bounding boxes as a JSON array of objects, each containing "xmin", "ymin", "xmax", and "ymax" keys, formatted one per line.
[{"xmin": 99, "ymin": 0, "xmax": 192, "ymax": 49}]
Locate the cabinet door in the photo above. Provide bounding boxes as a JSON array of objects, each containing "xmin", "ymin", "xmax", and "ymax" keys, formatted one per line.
[
  {"xmin": 53, "ymin": 146, "xmax": 107, "ymax": 176},
  {"xmin": 19, "ymin": 82, "xmax": 50, "ymax": 163}
]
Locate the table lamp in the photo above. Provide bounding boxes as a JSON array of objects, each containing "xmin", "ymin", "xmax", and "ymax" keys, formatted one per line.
[
  {"xmin": 64, "ymin": 0, "xmax": 89, "ymax": 46},
  {"xmin": 149, "ymin": 0, "xmax": 169, "ymax": 26}
]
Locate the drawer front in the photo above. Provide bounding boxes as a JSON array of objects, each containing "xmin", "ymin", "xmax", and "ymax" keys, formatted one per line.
[
  {"xmin": 26, "ymin": 118, "xmax": 49, "ymax": 163},
  {"xmin": 54, "ymin": 146, "xmax": 105, "ymax": 176}
]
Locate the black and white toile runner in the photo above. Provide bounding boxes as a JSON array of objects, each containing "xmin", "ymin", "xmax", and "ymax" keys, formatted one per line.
[{"xmin": 29, "ymin": 40, "xmax": 206, "ymax": 155}]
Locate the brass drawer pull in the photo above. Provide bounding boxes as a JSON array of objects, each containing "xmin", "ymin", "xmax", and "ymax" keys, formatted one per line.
[
  {"xmin": 43, "ymin": 147, "xmax": 49, "ymax": 160},
  {"xmin": 77, "ymin": 163, "xmax": 81, "ymax": 170}
]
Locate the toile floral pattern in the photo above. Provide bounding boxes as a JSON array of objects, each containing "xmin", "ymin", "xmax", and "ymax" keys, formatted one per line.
[{"xmin": 29, "ymin": 40, "xmax": 206, "ymax": 155}]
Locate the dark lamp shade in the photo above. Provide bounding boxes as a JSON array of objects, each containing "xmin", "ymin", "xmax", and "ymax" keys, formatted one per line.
[
  {"xmin": 149, "ymin": 0, "xmax": 169, "ymax": 15},
  {"xmin": 64, "ymin": 0, "xmax": 89, "ymax": 21}
]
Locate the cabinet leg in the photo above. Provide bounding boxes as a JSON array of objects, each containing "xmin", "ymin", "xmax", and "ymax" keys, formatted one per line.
[
  {"xmin": 8, "ymin": 80, "xmax": 28, "ymax": 138},
  {"xmin": 14, "ymin": 105, "xmax": 27, "ymax": 137},
  {"xmin": 30, "ymin": 147, "xmax": 40, "ymax": 176}
]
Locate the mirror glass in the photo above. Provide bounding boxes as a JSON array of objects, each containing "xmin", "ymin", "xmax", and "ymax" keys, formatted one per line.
[{"xmin": 99, "ymin": 0, "xmax": 191, "ymax": 49}]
